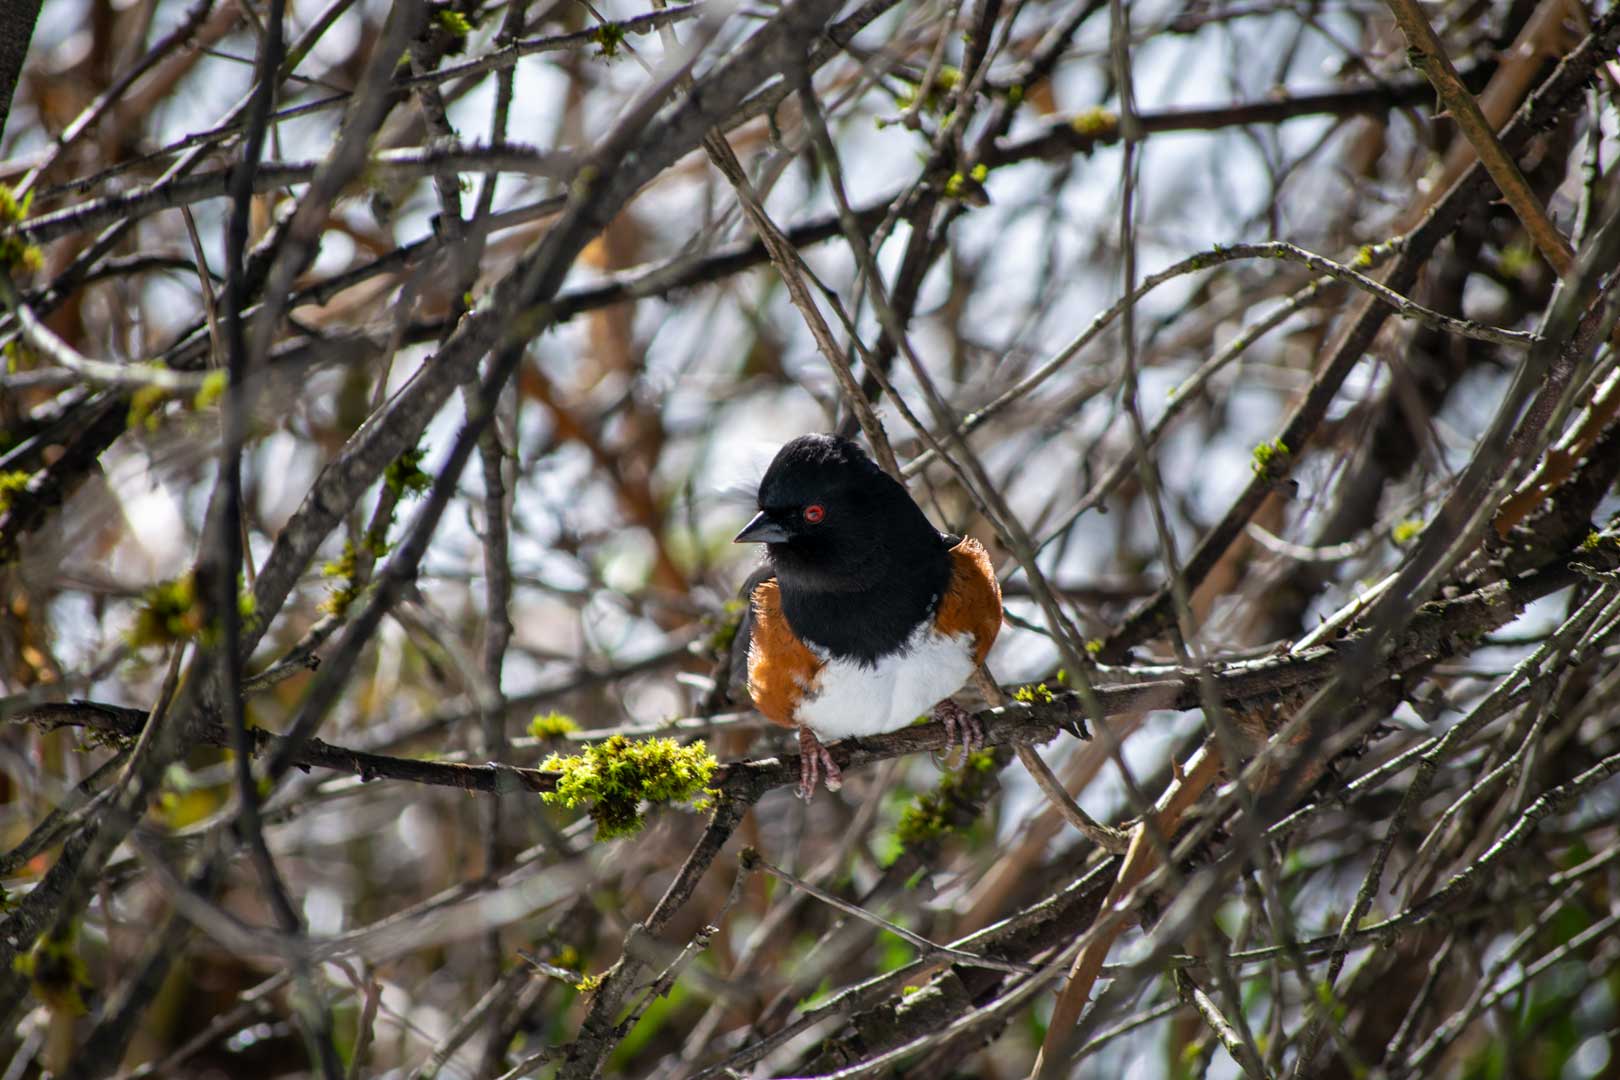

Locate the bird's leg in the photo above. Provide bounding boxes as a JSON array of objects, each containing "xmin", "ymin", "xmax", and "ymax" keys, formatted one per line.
[
  {"xmin": 935, "ymin": 698, "xmax": 985, "ymax": 757},
  {"xmin": 797, "ymin": 726, "xmax": 843, "ymax": 798}
]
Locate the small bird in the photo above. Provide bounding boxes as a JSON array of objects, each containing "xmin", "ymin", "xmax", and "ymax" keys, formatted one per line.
[{"xmin": 733, "ymin": 434, "xmax": 1003, "ymax": 798}]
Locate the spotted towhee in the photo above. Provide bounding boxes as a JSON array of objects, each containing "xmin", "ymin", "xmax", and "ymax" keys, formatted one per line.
[{"xmin": 733, "ymin": 434, "xmax": 1003, "ymax": 798}]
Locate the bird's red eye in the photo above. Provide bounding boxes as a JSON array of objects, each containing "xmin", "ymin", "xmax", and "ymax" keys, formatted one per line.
[{"xmin": 803, "ymin": 504, "xmax": 826, "ymax": 524}]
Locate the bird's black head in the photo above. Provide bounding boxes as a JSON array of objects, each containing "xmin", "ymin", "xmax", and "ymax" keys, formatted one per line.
[{"xmin": 735, "ymin": 434, "xmax": 951, "ymax": 659}]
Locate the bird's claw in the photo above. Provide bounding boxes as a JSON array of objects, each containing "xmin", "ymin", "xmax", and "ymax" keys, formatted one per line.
[
  {"xmin": 798, "ymin": 727, "xmax": 843, "ymax": 799},
  {"xmin": 935, "ymin": 698, "xmax": 985, "ymax": 758}
]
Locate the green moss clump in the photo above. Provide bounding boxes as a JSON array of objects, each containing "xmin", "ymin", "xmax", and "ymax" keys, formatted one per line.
[
  {"xmin": 592, "ymin": 22, "xmax": 627, "ymax": 58},
  {"xmin": 127, "ymin": 384, "xmax": 171, "ymax": 432},
  {"xmin": 435, "ymin": 10, "xmax": 472, "ymax": 36},
  {"xmin": 896, "ymin": 65, "xmax": 961, "ymax": 115},
  {"xmin": 5, "ymin": 339, "xmax": 37, "ymax": 374},
  {"xmin": 1250, "ymin": 439, "xmax": 1291, "ymax": 479},
  {"xmin": 896, "ymin": 788, "xmax": 953, "ymax": 847},
  {"xmin": 321, "ymin": 541, "xmax": 363, "ymax": 617},
  {"xmin": 322, "ymin": 539, "xmax": 360, "ymax": 570},
  {"xmin": 1012, "ymin": 682, "xmax": 1055, "ymax": 704},
  {"xmin": 894, "ymin": 750, "xmax": 993, "ymax": 848},
  {"xmin": 320, "ymin": 530, "xmax": 389, "ymax": 617},
  {"xmin": 0, "ymin": 185, "xmax": 43, "ymax": 274},
  {"xmin": 529, "ymin": 711, "xmax": 580, "ymax": 739},
  {"xmin": 320, "ymin": 583, "xmax": 359, "ymax": 619},
  {"xmin": 129, "ymin": 572, "xmax": 255, "ymax": 646},
  {"xmin": 130, "ymin": 574, "xmax": 204, "ymax": 646},
  {"xmin": 1069, "ymin": 107, "xmax": 1118, "ymax": 138},
  {"xmin": 323, "ymin": 464, "xmax": 403, "ymax": 617},
  {"xmin": 0, "ymin": 469, "xmax": 30, "ymax": 514},
  {"xmin": 541, "ymin": 735, "xmax": 718, "ymax": 840},
  {"xmin": 944, "ymin": 162, "xmax": 990, "ymax": 204},
  {"xmin": 0, "ymin": 185, "xmax": 30, "ymax": 226},
  {"xmin": 13, "ymin": 921, "xmax": 91, "ymax": 1017},
  {"xmin": 1499, "ymin": 240, "xmax": 1537, "ymax": 278},
  {"xmin": 1392, "ymin": 519, "xmax": 1423, "ymax": 546},
  {"xmin": 193, "ymin": 370, "xmax": 227, "ymax": 411},
  {"xmin": 384, "ymin": 446, "xmax": 431, "ymax": 498}
]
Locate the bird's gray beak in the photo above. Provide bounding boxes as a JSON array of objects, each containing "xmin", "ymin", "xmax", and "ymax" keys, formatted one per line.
[{"xmin": 734, "ymin": 511, "xmax": 789, "ymax": 544}]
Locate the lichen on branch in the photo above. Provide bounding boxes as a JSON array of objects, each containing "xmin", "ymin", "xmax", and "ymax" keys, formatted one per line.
[{"xmin": 541, "ymin": 735, "xmax": 718, "ymax": 840}]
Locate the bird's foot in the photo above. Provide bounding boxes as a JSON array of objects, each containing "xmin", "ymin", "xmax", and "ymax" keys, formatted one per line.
[
  {"xmin": 935, "ymin": 698, "xmax": 985, "ymax": 758},
  {"xmin": 798, "ymin": 727, "xmax": 843, "ymax": 798}
]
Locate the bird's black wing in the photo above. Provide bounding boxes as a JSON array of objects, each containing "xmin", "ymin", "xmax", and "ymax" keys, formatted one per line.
[
  {"xmin": 730, "ymin": 565, "xmax": 775, "ymax": 698},
  {"xmin": 702, "ymin": 565, "xmax": 775, "ymax": 712}
]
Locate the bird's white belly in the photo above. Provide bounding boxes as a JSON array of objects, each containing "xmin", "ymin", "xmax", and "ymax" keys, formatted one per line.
[{"xmin": 796, "ymin": 624, "xmax": 977, "ymax": 740}]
